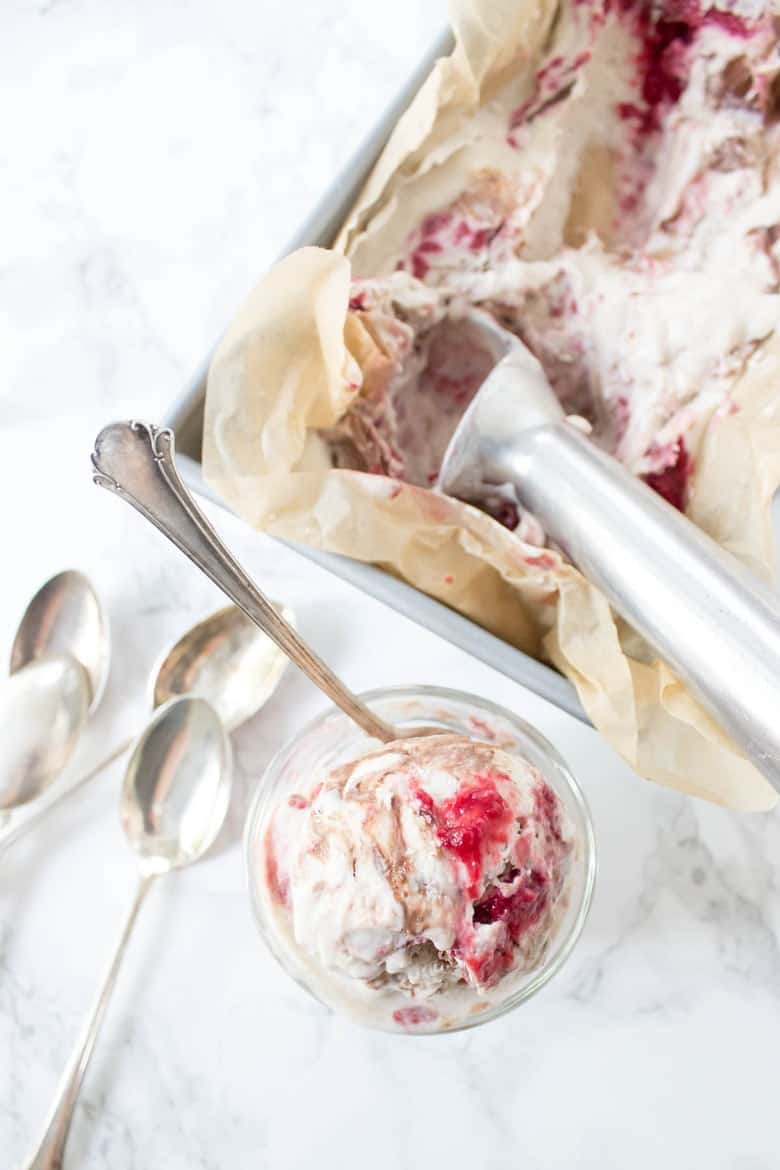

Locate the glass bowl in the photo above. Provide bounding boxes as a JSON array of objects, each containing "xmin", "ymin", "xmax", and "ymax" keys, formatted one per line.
[{"xmin": 245, "ymin": 685, "xmax": 596, "ymax": 1035}]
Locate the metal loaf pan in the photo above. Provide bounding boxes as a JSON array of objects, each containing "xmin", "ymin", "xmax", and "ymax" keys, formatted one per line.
[{"xmin": 163, "ymin": 28, "xmax": 587, "ymax": 725}]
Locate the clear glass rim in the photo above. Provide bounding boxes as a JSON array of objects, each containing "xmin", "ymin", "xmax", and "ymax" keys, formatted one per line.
[{"xmin": 244, "ymin": 684, "xmax": 598, "ymax": 1035}]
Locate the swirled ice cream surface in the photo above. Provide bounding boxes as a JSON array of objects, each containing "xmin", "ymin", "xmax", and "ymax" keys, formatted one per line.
[
  {"xmin": 327, "ymin": 0, "xmax": 780, "ymax": 534},
  {"xmin": 259, "ymin": 734, "xmax": 575, "ymax": 1032}
]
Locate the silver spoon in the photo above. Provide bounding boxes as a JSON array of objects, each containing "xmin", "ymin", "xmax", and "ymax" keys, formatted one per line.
[
  {"xmin": 0, "ymin": 572, "xmax": 109, "ymax": 848},
  {"xmin": 0, "ymin": 656, "xmax": 90, "ymax": 813},
  {"xmin": 91, "ymin": 421, "xmax": 406, "ymax": 743},
  {"xmin": 11, "ymin": 570, "xmax": 110, "ymax": 714},
  {"xmin": 0, "ymin": 605, "xmax": 290, "ymax": 852},
  {"xmin": 20, "ymin": 694, "xmax": 232, "ymax": 1170},
  {"xmin": 151, "ymin": 603, "xmax": 293, "ymax": 725}
]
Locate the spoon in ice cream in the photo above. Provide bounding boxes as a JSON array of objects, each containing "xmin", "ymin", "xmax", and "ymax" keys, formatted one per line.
[
  {"xmin": 439, "ymin": 311, "xmax": 780, "ymax": 795},
  {"xmin": 20, "ymin": 694, "xmax": 231, "ymax": 1170},
  {"xmin": 0, "ymin": 604, "xmax": 291, "ymax": 852},
  {"xmin": 91, "ymin": 422, "xmax": 401, "ymax": 743}
]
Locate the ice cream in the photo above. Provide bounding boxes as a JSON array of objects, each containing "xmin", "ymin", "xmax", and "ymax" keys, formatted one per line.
[
  {"xmin": 326, "ymin": 0, "xmax": 780, "ymax": 534},
  {"xmin": 258, "ymin": 733, "xmax": 575, "ymax": 1031}
]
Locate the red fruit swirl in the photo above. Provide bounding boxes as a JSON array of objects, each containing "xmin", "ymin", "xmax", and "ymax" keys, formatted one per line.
[
  {"xmin": 469, "ymin": 868, "xmax": 550, "ymax": 985},
  {"xmin": 264, "ymin": 827, "xmax": 289, "ymax": 909},
  {"xmin": 392, "ymin": 1005, "xmax": 439, "ymax": 1027},
  {"xmin": 413, "ymin": 772, "xmax": 513, "ymax": 896},
  {"xmin": 642, "ymin": 437, "xmax": 691, "ymax": 511}
]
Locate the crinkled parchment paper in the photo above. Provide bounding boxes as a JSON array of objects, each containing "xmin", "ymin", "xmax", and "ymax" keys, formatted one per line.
[{"xmin": 204, "ymin": 0, "xmax": 780, "ymax": 810}]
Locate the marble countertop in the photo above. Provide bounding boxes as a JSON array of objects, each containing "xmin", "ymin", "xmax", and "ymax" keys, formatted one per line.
[{"xmin": 3, "ymin": 1, "xmax": 779, "ymax": 1166}]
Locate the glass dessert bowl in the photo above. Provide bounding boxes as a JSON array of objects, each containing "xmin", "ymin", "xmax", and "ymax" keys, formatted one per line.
[{"xmin": 245, "ymin": 686, "xmax": 596, "ymax": 1034}]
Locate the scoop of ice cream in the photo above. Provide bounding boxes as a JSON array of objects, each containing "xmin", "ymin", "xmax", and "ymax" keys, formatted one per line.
[{"xmin": 261, "ymin": 734, "xmax": 574, "ymax": 1021}]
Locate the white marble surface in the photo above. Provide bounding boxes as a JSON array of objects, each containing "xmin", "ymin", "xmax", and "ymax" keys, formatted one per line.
[{"xmin": 2, "ymin": 1, "xmax": 780, "ymax": 1166}]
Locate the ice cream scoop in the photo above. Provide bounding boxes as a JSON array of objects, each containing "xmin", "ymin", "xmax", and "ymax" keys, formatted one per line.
[{"xmin": 439, "ymin": 312, "xmax": 780, "ymax": 795}]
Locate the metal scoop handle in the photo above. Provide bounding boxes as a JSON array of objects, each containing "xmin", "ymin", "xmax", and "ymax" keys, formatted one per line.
[
  {"xmin": 91, "ymin": 421, "xmax": 398, "ymax": 744},
  {"xmin": 488, "ymin": 421, "xmax": 780, "ymax": 793}
]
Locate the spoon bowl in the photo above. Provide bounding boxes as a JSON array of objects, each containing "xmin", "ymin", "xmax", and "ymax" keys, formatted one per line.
[
  {"xmin": 122, "ymin": 696, "xmax": 232, "ymax": 871},
  {"xmin": 0, "ymin": 655, "xmax": 90, "ymax": 811},
  {"xmin": 10, "ymin": 570, "xmax": 109, "ymax": 714},
  {"xmin": 149, "ymin": 604, "xmax": 293, "ymax": 730},
  {"xmin": 0, "ymin": 600, "xmax": 285, "ymax": 853}
]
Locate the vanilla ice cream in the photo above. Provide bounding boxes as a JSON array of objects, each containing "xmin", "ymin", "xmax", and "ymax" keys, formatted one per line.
[
  {"xmin": 258, "ymin": 733, "xmax": 575, "ymax": 1031},
  {"xmin": 326, "ymin": 0, "xmax": 780, "ymax": 532}
]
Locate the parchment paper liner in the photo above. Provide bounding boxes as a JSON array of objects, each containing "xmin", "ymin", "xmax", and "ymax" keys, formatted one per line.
[{"xmin": 204, "ymin": 0, "xmax": 780, "ymax": 811}]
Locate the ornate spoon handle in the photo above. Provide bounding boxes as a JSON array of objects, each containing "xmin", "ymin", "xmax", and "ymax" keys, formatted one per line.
[{"xmin": 91, "ymin": 421, "xmax": 396, "ymax": 743}]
